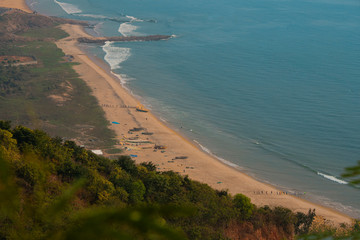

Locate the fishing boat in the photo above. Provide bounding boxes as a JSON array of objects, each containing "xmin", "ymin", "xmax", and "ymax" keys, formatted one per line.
[
  {"xmin": 136, "ymin": 104, "xmax": 149, "ymax": 112},
  {"xmin": 142, "ymin": 132, "xmax": 154, "ymax": 135},
  {"xmin": 154, "ymin": 145, "xmax": 167, "ymax": 150},
  {"xmin": 129, "ymin": 127, "xmax": 145, "ymax": 132}
]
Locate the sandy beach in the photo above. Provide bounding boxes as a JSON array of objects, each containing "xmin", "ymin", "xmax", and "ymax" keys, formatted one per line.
[
  {"xmin": 1, "ymin": 0, "xmax": 353, "ymax": 226},
  {"xmin": 54, "ymin": 24, "xmax": 353, "ymax": 225},
  {"xmin": 0, "ymin": 0, "xmax": 31, "ymax": 12}
]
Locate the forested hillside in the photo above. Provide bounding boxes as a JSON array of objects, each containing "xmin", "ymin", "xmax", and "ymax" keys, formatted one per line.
[{"xmin": 0, "ymin": 121, "xmax": 323, "ymax": 239}]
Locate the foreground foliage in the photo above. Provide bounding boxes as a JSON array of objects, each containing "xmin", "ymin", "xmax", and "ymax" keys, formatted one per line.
[
  {"xmin": 0, "ymin": 122, "xmax": 326, "ymax": 239},
  {"xmin": 1, "ymin": 122, "xmax": 359, "ymax": 239}
]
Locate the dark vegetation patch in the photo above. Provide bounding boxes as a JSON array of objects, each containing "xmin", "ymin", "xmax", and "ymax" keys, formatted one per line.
[{"xmin": 0, "ymin": 123, "xmax": 328, "ymax": 239}]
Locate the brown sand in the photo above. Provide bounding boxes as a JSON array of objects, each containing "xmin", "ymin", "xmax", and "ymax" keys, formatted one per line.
[
  {"xmin": 54, "ymin": 24, "xmax": 354, "ymax": 225},
  {"xmin": 0, "ymin": 0, "xmax": 32, "ymax": 12}
]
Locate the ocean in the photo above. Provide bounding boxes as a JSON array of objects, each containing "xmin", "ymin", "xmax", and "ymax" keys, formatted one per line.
[{"xmin": 29, "ymin": 0, "xmax": 360, "ymax": 217}]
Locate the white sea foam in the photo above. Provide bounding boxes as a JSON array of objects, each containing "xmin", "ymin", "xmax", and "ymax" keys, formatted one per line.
[
  {"xmin": 317, "ymin": 172, "xmax": 348, "ymax": 184},
  {"xmin": 192, "ymin": 140, "xmax": 241, "ymax": 169},
  {"xmin": 217, "ymin": 156, "xmax": 241, "ymax": 168},
  {"xmin": 54, "ymin": 0, "xmax": 82, "ymax": 14},
  {"xmin": 102, "ymin": 41, "xmax": 132, "ymax": 87},
  {"xmin": 77, "ymin": 13, "xmax": 108, "ymax": 19},
  {"xmin": 93, "ymin": 22, "xmax": 104, "ymax": 36},
  {"xmin": 111, "ymin": 72, "xmax": 127, "ymax": 86},
  {"xmin": 30, "ymin": 1, "xmax": 38, "ymax": 8},
  {"xmin": 126, "ymin": 15, "xmax": 144, "ymax": 22},
  {"xmin": 102, "ymin": 41, "xmax": 131, "ymax": 70},
  {"xmin": 118, "ymin": 15, "xmax": 144, "ymax": 36},
  {"xmin": 118, "ymin": 23, "xmax": 139, "ymax": 37},
  {"xmin": 193, "ymin": 140, "xmax": 211, "ymax": 154},
  {"xmin": 160, "ymin": 117, "xmax": 168, "ymax": 123}
]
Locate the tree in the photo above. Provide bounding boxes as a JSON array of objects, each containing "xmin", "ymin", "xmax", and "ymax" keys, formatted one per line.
[
  {"xmin": 233, "ymin": 194, "xmax": 254, "ymax": 220},
  {"xmin": 294, "ymin": 209, "xmax": 316, "ymax": 235},
  {"xmin": 140, "ymin": 161, "xmax": 157, "ymax": 172},
  {"xmin": 115, "ymin": 156, "xmax": 138, "ymax": 177},
  {"xmin": 128, "ymin": 180, "xmax": 146, "ymax": 204},
  {"xmin": 0, "ymin": 120, "xmax": 11, "ymax": 131},
  {"xmin": 11, "ymin": 126, "xmax": 37, "ymax": 148},
  {"xmin": 0, "ymin": 129, "xmax": 17, "ymax": 152},
  {"xmin": 343, "ymin": 160, "xmax": 360, "ymax": 185}
]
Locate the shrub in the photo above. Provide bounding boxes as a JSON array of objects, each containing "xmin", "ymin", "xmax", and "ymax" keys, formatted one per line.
[{"xmin": 233, "ymin": 194, "xmax": 254, "ymax": 220}]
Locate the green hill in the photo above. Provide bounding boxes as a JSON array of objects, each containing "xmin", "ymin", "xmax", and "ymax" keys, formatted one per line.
[{"xmin": 0, "ymin": 121, "xmax": 318, "ymax": 239}]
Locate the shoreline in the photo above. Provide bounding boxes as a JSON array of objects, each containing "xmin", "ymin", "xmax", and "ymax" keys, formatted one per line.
[
  {"xmin": 82, "ymin": 47, "xmax": 313, "ymax": 196},
  {"xmin": 3, "ymin": 0, "xmax": 354, "ymax": 225},
  {"xmin": 55, "ymin": 24, "xmax": 353, "ymax": 225},
  {"xmin": 0, "ymin": 0, "xmax": 32, "ymax": 12}
]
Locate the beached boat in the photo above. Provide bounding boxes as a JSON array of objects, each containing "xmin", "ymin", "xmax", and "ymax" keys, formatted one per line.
[
  {"xmin": 136, "ymin": 104, "xmax": 149, "ymax": 112},
  {"xmin": 154, "ymin": 145, "xmax": 167, "ymax": 149},
  {"xmin": 142, "ymin": 132, "xmax": 153, "ymax": 135},
  {"xmin": 129, "ymin": 127, "xmax": 145, "ymax": 132}
]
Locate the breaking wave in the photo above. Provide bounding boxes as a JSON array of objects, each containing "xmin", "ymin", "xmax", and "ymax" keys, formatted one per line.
[
  {"xmin": 249, "ymin": 138, "xmax": 350, "ymax": 185},
  {"xmin": 102, "ymin": 41, "xmax": 132, "ymax": 86},
  {"xmin": 111, "ymin": 72, "xmax": 131, "ymax": 86},
  {"xmin": 126, "ymin": 15, "xmax": 144, "ymax": 22},
  {"xmin": 54, "ymin": 0, "xmax": 82, "ymax": 14},
  {"xmin": 118, "ymin": 23, "xmax": 139, "ymax": 37},
  {"xmin": 317, "ymin": 172, "xmax": 348, "ymax": 184},
  {"xmin": 193, "ymin": 140, "xmax": 241, "ymax": 169},
  {"xmin": 118, "ymin": 15, "xmax": 145, "ymax": 36},
  {"xmin": 102, "ymin": 41, "xmax": 131, "ymax": 70}
]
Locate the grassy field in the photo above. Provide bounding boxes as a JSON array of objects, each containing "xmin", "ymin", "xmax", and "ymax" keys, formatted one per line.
[
  {"xmin": 0, "ymin": 26, "xmax": 117, "ymax": 149},
  {"xmin": 20, "ymin": 26, "xmax": 70, "ymax": 40}
]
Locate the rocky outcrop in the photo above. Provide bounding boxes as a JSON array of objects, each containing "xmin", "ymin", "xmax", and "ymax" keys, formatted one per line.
[
  {"xmin": 77, "ymin": 35, "xmax": 172, "ymax": 44},
  {"xmin": 0, "ymin": 8, "xmax": 171, "ymax": 44}
]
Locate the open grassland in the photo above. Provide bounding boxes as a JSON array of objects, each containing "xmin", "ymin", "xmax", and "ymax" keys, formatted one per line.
[
  {"xmin": 19, "ymin": 26, "xmax": 70, "ymax": 40},
  {"xmin": 0, "ymin": 26, "xmax": 116, "ymax": 149}
]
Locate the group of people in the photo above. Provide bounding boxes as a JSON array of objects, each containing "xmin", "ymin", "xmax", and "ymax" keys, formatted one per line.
[{"xmin": 253, "ymin": 191, "xmax": 307, "ymax": 196}]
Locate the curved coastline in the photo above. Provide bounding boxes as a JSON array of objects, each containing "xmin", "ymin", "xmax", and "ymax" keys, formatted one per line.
[
  {"xmin": 53, "ymin": 23, "xmax": 353, "ymax": 225},
  {"xmin": 6, "ymin": 0, "xmax": 354, "ymax": 225}
]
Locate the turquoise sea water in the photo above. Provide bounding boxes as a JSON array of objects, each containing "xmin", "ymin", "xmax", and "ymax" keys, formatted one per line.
[{"xmin": 30, "ymin": 0, "xmax": 360, "ymax": 217}]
